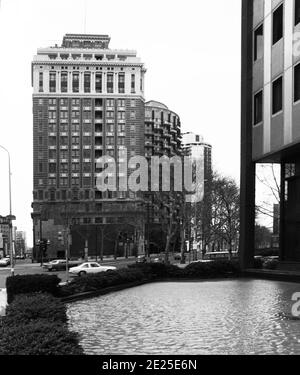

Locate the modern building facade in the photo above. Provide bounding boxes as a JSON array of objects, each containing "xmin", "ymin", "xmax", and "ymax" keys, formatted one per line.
[
  {"xmin": 241, "ymin": 0, "xmax": 300, "ymax": 269},
  {"xmin": 31, "ymin": 34, "xmax": 147, "ymax": 259}
]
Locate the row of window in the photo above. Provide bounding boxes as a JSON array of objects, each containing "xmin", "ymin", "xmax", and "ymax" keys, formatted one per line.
[
  {"xmin": 47, "ymin": 111, "xmax": 133, "ymax": 119},
  {"xmin": 40, "ymin": 72, "xmax": 142, "ymax": 94},
  {"xmin": 254, "ymin": 63, "xmax": 300, "ymax": 125},
  {"xmin": 43, "ymin": 98, "xmax": 136, "ymax": 107},
  {"xmin": 44, "ymin": 124, "xmax": 129, "ymax": 133},
  {"xmin": 254, "ymin": 1, "xmax": 300, "ymax": 62}
]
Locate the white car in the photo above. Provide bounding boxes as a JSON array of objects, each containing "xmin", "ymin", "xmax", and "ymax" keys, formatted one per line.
[
  {"xmin": 0, "ymin": 258, "xmax": 10, "ymax": 267},
  {"xmin": 69, "ymin": 262, "xmax": 117, "ymax": 277}
]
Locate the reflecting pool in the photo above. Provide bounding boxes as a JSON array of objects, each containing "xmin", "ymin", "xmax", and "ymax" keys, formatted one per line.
[{"xmin": 67, "ymin": 279, "xmax": 300, "ymax": 355}]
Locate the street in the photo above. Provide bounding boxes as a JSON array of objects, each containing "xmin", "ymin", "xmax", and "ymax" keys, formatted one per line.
[{"xmin": 0, "ymin": 258, "xmax": 137, "ymax": 289}]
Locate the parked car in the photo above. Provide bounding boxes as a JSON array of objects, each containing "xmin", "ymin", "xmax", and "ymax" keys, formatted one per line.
[
  {"xmin": 43, "ymin": 259, "xmax": 83, "ymax": 272},
  {"xmin": 0, "ymin": 258, "xmax": 10, "ymax": 267},
  {"xmin": 69, "ymin": 262, "xmax": 117, "ymax": 277},
  {"xmin": 136, "ymin": 255, "xmax": 147, "ymax": 264},
  {"xmin": 43, "ymin": 259, "xmax": 67, "ymax": 272}
]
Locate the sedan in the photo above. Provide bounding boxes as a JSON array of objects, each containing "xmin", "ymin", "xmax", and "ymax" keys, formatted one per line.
[
  {"xmin": 43, "ymin": 259, "xmax": 67, "ymax": 272},
  {"xmin": 69, "ymin": 262, "xmax": 117, "ymax": 277},
  {"xmin": 0, "ymin": 258, "xmax": 10, "ymax": 267}
]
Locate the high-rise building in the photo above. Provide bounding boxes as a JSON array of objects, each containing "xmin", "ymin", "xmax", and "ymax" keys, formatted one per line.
[
  {"xmin": 15, "ymin": 231, "xmax": 27, "ymax": 257},
  {"xmin": 181, "ymin": 133, "xmax": 212, "ymax": 255},
  {"xmin": 182, "ymin": 132, "xmax": 212, "ymax": 182},
  {"xmin": 241, "ymin": 0, "xmax": 300, "ymax": 269},
  {"xmin": 144, "ymin": 101, "xmax": 182, "ymax": 254},
  {"xmin": 31, "ymin": 34, "xmax": 147, "ymax": 259}
]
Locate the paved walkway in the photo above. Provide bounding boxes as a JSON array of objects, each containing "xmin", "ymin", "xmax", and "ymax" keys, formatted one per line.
[{"xmin": 0, "ymin": 288, "xmax": 7, "ymax": 316}]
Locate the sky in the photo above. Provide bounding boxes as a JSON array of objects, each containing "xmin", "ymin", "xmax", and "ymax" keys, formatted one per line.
[{"xmin": 0, "ymin": 0, "xmax": 242, "ymax": 246}]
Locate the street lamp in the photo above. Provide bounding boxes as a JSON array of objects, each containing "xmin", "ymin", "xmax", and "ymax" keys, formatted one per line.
[{"xmin": 0, "ymin": 145, "xmax": 14, "ymax": 276}]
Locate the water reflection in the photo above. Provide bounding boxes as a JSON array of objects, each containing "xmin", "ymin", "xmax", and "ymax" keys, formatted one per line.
[{"xmin": 67, "ymin": 279, "xmax": 300, "ymax": 355}]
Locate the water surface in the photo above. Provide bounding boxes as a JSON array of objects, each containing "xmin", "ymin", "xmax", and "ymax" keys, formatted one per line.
[{"xmin": 67, "ymin": 279, "xmax": 300, "ymax": 355}]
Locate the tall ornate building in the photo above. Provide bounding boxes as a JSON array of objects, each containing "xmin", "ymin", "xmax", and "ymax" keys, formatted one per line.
[{"xmin": 31, "ymin": 34, "xmax": 147, "ymax": 259}]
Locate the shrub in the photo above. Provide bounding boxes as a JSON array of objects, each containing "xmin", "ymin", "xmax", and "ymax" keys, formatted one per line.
[
  {"xmin": 128, "ymin": 263, "xmax": 184, "ymax": 279},
  {"xmin": 0, "ymin": 320, "xmax": 83, "ymax": 355},
  {"xmin": 4, "ymin": 293, "xmax": 67, "ymax": 326},
  {"xmin": 253, "ymin": 257, "xmax": 264, "ymax": 269},
  {"xmin": 6, "ymin": 274, "xmax": 60, "ymax": 304},
  {"xmin": 59, "ymin": 268, "xmax": 146, "ymax": 297},
  {"xmin": 183, "ymin": 260, "xmax": 240, "ymax": 278},
  {"xmin": 263, "ymin": 258, "xmax": 279, "ymax": 270}
]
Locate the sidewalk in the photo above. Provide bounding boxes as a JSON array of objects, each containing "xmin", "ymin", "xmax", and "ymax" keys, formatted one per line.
[{"xmin": 0, "ymin": 288, "xmax": 7, "ymax": 316}]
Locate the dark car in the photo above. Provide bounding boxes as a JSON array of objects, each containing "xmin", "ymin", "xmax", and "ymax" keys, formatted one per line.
[
  {"xmin": 43, "ymin": 259, "xmax": 67, "ymax": 271},
  {"xmin": 43, "ymin": 259, "xmax": 83, "ymax": 272},
  {"xmin": 136, "ymin": 255, "xmax": 147, "ymax": 264}
]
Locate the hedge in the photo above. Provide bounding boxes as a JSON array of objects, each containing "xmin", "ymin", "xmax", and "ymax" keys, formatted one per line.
[
  {"xmin": 60, "ymin": 260, "xmax": 241, "ymax": 297},
  {"xmin": 0, "ymin": 320, "xmax": 83, "ymax": 355},
  {"xmin": 59, "ymin": 268, "xmax": 146, "ymax": 297},
  {"xmin": 6, "ymin": 274, "xmax": 60, "ymax": 303},
  {"xmin": 0, "ymin": 292, "xmax": 83, "ymax": 355},
  {"xmin": 4, "ymin": 293, "xmax": 67, "ymax": 326},
  {"xmin": 184, "ymin": 259, "xmax": 240, "ymax": 278}
]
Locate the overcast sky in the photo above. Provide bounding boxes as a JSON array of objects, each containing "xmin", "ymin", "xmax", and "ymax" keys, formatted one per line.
[{"xmin": 0, "ymin": 0, "xmax": 242, "ymax": 246}]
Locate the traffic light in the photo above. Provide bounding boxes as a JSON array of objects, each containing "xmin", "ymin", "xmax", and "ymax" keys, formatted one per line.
[{"xmin": 58, "ymin": 231, "xmax": 64, "ymax": 244}]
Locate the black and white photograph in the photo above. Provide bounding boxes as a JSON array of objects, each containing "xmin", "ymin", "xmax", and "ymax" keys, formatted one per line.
[{"xmin": 0, "ymin": 0, "xmax": 300, "ymax": 365}]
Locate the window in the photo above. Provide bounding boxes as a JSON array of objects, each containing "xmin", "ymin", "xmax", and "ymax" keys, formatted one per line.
[
  {"xmin": 130, "ymin": 99, "xmax": 135, "ymax": 107},
  {"xmin": 61, "ymin": 72, "xmax": 68, "ymax": 93},
  {"xmin": 95, "ymin": 73, "xmax": 102, "ymax": 93},
  {"xmin": 39, "ymin": 72, "xmax": 43, "ymax": 92},
  {"xmin": 84, "ymin": 73, "xmax": 91, "ymax": 93},
  {"xmin": 49, "ymin": 163, "xmax": 56, "ymax": 173},
  {"xmin": 72, "ymin": 163, "xmax": 80, "ymax": 172},
  {"xmin": 106, "ymin": 124, "xmax": 114, "ymax": 133},
  {"xmin": 118, "ymin": 124, "xmax": 125, "ymax": 132},
  {"xmin": 49, "ymin": 98, "xmax": 57, "ymax": 105},
  {"xmin": 272, "ymin": 76, "xmax": 283, "ymax": 114},
  {"xmin": 60, "ymin": 136, "xmax": 68, "ymax": 145},
  {"xmin": 49, "ymin": 72, "xmax": 56, "ymax": 93},
  {"xmin": 72, "ymin": 136, "xmax": 80, "ymax": 144},
  {"xmin": 118, "ymin": 99, "xmax": 125, "ymax": 107},
  {"xmin": 107, "ymin": 99, "xmax": 114, "ymax": 108},
  {"xmin": 71, "ymin": 178, "xmax": 80, "ymax": 186},
  {"xmin": 296, "ymin": 0, "xmax": 300, "ymax": 25},
  {"xmin": 72, "ymin": 99, "xmax": 80, "ymax": 106},
  {"xmin": 130, "ymin": 111, "xmax": 136, "ymax": 119},
  {"xmin": 106, "ymin": 136, "xmax": 114, "ymax": 145},
  {"xmin": 118, "ymin": 73, "xmax": 125, "ymax": 93},
  {"xmin": 254, "ymin": 90, "xmax": 263, "ymax": 125},
  {"xmin": 106, "ymin": 111, "xmax": 114, "ymax": 119},
  {"xmin": 131, "ymin": 74, "xmax": 135, "ymax": 93},
  {"xmin": 295, "ymin": 64, "xmax": 300, "ymax": 102},
  {"xmin": 118, "ymin": 111, "xmax": 125, "ymax": 120},
  {"xmin": 254, "ymin": 25, "xmax": 264, "ymax": 61},
  {"xmin": 60, "ymin": 111, "xmax": 68, "ymax": 119},
  {"xmin": 72, "ymin": 73, "xmax": 79, "ymax": 93},
  {"xmin": 107, "ymin": 73, "xmax": 114, "ymax": 93},
  {"xmin": 60, "ymin": 178, "xmax": 68, "ymax": 187},
  {"xmin": 118, "ymin": 137, "xmax": 125, "ymax": 146},
  {"xmin": 273, "ymin": 5, "xmax": 283, "ymax": 45},
  {"xmin": 83, "ymin": 111, "xmax": 91, "ymax": 120},
  {"xmin": 72, "ymin": 150, "xmax": 80, "ymax": 158},
  {"xmin": 60, "ymin": 98, "xmax": 68, "ymax": 106},
  {"xmin": 60, "ymin": 163, "xmax": 68, "ymax": 172}
]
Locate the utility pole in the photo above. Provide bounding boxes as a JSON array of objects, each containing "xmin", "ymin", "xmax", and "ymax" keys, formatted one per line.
[{"xmin": 0, "ymin": 145, "xmax": 15, "ymax": 276}]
